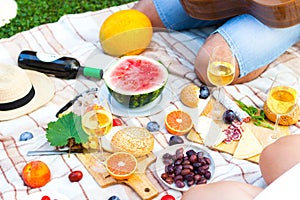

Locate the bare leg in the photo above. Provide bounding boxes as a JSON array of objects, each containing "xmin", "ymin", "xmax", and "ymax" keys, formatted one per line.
[
  {"xmin": 259, "ymin": 134, "xmax": 300, "ymax": 185},
  {"xmin": 182, "ymin": 181, "xmax": 263, "ymax": 200},
  {"xmin": 134, "ymin": 1, "xmax": 268, "ymax": 85},
  {"xmin": 195, "ymin": 33, "xmax": 268, "ymax": 86},
  {"xmin": 133, "ymin": 0, "xmax": 165, "ymax": 28}
]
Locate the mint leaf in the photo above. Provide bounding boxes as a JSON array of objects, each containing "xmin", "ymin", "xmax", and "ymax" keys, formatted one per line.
[{"xmin": 236, "ymin": 99, "xmax": 273, "ymax": 130}]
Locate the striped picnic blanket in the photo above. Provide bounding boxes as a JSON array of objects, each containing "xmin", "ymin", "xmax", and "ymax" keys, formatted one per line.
[{"xmin": 1, "ymin": 2, "xmax": 299, "ymax": 200}]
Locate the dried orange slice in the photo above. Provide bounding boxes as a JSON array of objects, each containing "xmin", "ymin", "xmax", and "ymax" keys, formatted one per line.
[
  {"xmin": 105, "ymin": 152, "xmax": 137, "ymax": 180},
  {"xmin": 165, "ymin": 110, "xmax": 193, "ymax": 135}
]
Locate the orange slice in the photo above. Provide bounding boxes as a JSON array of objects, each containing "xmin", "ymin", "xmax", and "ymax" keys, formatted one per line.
[
  {"xmin": 165, "ymin": 110, "xmax": 193, "ymax": 135},
  {"xmin": 96, "ymin": 109, "xmax": 112, "ymax": 127},
  {"xmin": 82, "ymin": 109, "xmax": 112, "ymax": 137},
  {"xmin": 105, "ymin": 152, "xmax": 137, "ymax": 180}
]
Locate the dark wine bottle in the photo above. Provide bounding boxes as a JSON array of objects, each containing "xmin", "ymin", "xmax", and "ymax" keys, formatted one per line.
[{"xmin": 17, "ymin": 50, "xmax": 103, "ymax": 79}]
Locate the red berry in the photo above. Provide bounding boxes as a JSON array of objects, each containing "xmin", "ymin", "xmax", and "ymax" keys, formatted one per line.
[
  {"xmin": 41, "ymin": 196, "xmax": 51, "ymax": 200},
  {"xmin": 68, "ymin": 170, "xmax": 83, "ymax": 182},
  {"xmin": 161, "ymin": 194, "xmax": 175, "ymax": 200},
  {"xmin": 113, "ymin": 118, "xmax": 122, "ymax": 126}
]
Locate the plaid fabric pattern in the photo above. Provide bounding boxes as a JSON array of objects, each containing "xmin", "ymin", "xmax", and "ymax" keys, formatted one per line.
[{"xmin": 0, "ymin": 2, "xmax": 299, "ymax": 200}]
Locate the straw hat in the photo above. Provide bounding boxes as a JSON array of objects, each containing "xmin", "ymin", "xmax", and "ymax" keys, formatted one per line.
[
  {"xmin": 0, "ymin": 63, "xmax": 55, "ymax": 121},
  {"xmin": 0, "ymin": 0, "xmax": 18, "ymax": 28}
]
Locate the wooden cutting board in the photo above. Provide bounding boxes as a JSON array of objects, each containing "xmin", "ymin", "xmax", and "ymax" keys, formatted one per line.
[
  {"xmin": 76, "ymin": 152, "xmax": 159, "ymax": 200},
  {"xmin": 187, "ymin": 99, "xmax": 291, "ymax": 163},
  {"xmin": 187, "ymin": 123, "xmax": 290, "ymax": 163}
]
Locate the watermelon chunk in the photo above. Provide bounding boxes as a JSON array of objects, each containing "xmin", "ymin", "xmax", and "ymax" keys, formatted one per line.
[{"xmin": 103, "ymin": 56, "xmax": 168, "ymax": 108}]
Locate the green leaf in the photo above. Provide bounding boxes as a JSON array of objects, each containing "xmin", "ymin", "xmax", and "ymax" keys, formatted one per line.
[
  {"xmin": 46, "ymin": 112, "xmax": 89, "ymax": 147},
  {"xmin": 236, "ymin": 99, "xmax": 274, "ymax": 130},
  {"xmin": 251, "ymin": 115, "xmax": 264, "ymax": 120},
  {"xmin": 248, "ymin": 106, "xmax": 258, "ymax": 115},
  {"xmin": 260, "ymin": 110, "xmax": 266, "ymax": 118}
]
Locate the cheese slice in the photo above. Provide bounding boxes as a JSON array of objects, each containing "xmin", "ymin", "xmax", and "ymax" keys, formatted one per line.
[
  {"xmin": 233, "ymin": 126, "xmax": 263, "ymax": 159},
  {"xmin": 195, "ymin": 116, "xmax": 226, "ymax": 147}
]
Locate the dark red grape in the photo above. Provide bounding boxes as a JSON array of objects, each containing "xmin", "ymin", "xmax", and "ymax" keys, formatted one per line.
[
  {"xmin": 68, "ymin": 171, "xmax": 83, "ymax": 182},
  {"xmin": 222, "ymin": 110, "xmax": 236, "ymax": 124}
]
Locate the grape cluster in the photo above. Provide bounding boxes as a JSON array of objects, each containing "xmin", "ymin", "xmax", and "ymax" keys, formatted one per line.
[{"xmin": 161, "ymin": 147, "xmax": 212, "ymax": 188}]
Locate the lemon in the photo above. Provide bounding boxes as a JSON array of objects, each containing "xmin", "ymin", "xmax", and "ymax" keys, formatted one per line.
[{"xmin": 99, "ymin": 9, "xmax": 153, "ymax": 57}]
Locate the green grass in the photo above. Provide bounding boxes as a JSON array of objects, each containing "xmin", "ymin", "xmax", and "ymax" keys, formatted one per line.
[{"xmin": 0, "ymin": 0, "xmax": 136, "ymax": 39}]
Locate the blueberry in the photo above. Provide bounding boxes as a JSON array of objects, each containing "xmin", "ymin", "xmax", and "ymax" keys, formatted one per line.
[
  {"xmin": 146, "ymin": 121, "xmax": 160, "ymax": 132},
  {"xmin": 168, "ymin": 136, "xmax": 184, "ymax": 146},
  {"xmin": 222, "ymin": 110, "xmax": 237, "ymax": 124},
  {"xmin": 108, "ymin": 196, "xmax": 120, "ymax": 200},
  {"xmin": 199, "ymin": 85, "xmax": 210, "ymax": 99},
  {"xmin": 19, "ymin": 131, "xmax": 34, "ymax": 141}
]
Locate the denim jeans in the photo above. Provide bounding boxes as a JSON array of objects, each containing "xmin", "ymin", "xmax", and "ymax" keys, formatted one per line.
[{"xmin": 153, "ymin": 0, "xmax": 300, "ymax": 77}]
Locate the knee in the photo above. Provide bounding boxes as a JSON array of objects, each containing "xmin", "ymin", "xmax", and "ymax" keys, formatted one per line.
[
  {"xmin": 195, "ymin": 33, "xmax": 268, "ymax": 85},
  {"xmin": 259, "ymin": 135, "xmax": 300, "ymax": 185},
  {"xmin": 133, "ymin": 0, "xmax": 165, "ymax": 28},
  {"xmin": 182, "ymin": 181, "xmax": 262, "ymax": 200}
]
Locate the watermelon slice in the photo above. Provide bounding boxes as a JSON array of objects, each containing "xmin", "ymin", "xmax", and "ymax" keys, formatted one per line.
[{"xmin": 103, "ymin": 56, "xmax": 168, "ymax": 108}]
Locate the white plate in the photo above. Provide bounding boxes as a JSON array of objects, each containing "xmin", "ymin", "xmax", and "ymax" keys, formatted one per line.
[
  {"xmin": 155, "ymin": 144, "xmax": 215, "ymax": 192},
  {"xmin": 99, "ymin": 83, "xmax": 175, "ymax": 117}
]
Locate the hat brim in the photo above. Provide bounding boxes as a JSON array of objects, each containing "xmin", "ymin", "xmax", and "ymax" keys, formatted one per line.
[{"xmin": 0, "ymin": 70, "xmax": 55, "ymax": 121}]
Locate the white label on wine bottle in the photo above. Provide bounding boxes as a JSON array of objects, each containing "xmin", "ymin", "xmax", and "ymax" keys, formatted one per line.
[{"xmin": 36, "ymin": 52, "xmax": 62, "ymax": 62}]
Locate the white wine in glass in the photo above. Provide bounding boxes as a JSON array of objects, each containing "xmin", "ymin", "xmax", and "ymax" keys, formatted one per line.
[
  {"xmin": 207, "ymin": 46, "xmax": 235, "ymax": 119},
  {"xmin": 266, "ymin": 72, "xmax": 299, "ymax": 139},
  {"xmin": 207, "ymin": 61, "xmax": 235, "ymax": 87},
  {"xmin": 81, "ymin": 89, "xmax": 112, "ymax": 162}
]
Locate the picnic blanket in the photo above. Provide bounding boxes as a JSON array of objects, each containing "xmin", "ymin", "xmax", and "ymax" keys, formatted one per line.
[{"xmin": 1, "ymin": 2, "xmax": 300, "ymax": 200}]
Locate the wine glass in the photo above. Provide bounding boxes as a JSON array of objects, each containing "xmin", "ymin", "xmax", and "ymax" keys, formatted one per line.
[
  {"xmin": 266, "ymin": 72, "xmax": 299, "ymax": 139},
  {"xmin": 207, "ymin": 45, "xmax": 236, "ymax": 120},
  {"xmin": 81, "ymin": 88, "xmax": 113, "ymax": 162}
]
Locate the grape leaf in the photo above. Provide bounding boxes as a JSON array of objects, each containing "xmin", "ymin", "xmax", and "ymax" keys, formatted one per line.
[{"xmin": 46, "ymin": 112, "xmax": 89, "ymax": 147}]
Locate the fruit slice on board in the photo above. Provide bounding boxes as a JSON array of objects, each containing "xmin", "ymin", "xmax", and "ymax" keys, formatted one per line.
[
  {"xmin": 105, "ymin": 152, "xmax": 137, "ymax": 180},
  {"xmin": 165, "ymin": 110, "xmax": 193, "ymax": 136}
]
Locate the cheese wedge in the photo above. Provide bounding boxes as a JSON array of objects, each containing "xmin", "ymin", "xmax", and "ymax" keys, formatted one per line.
[
  {"xmin": 233, "ymin": 126, "xmax": 263, "ymax": 159},
  {"xmin": 195, "ymin": 116, "xmax": 226, "ymax": 147}
]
